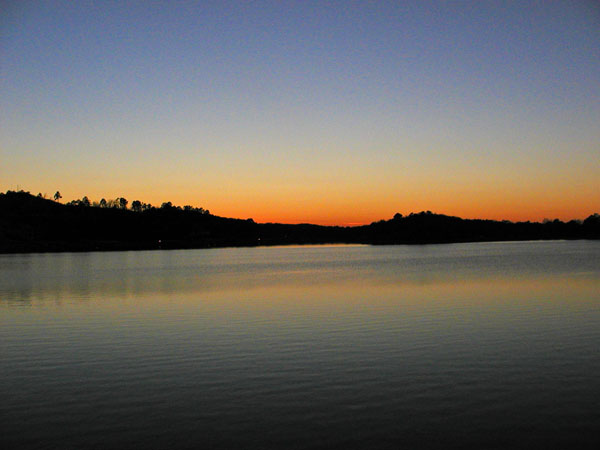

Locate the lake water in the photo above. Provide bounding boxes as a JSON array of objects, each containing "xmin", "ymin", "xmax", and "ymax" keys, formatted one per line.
[{"xmin": 1, "ymin": 241, "xmax": 599, "ymax": 449}]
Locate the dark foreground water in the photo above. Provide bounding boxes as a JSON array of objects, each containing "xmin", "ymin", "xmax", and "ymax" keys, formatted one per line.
[{"xmin": 1, "ymin": 241, "xmax": 599, "ymax": 449}]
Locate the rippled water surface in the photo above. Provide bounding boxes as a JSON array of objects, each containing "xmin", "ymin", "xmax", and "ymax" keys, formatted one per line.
[{"xmin": 1, "ymin": 241, "xmax": 599, "ymax": 449}]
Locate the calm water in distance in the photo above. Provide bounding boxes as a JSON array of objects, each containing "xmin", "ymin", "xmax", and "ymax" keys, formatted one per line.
[{"xmin": 1, "ymin": 241, "xmax": 599, "ymax": 449}]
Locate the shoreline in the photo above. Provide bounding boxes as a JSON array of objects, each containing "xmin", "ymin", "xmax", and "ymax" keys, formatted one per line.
[{"xmin": 2, "ymin": 237, "xmax": 597, "ymax": 256}]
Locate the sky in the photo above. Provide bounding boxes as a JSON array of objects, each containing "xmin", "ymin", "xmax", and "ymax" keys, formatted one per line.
[{"xmin": 1, "ymin": 0, "xmax": 599, "ymax": 225}]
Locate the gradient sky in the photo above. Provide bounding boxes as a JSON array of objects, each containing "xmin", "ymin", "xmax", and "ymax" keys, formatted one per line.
[{"xmin": 1, "ymin": 1, "xmax": 599, "ymax": 225}]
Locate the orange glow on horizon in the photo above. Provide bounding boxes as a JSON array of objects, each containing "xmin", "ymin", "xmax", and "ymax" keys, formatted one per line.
[
  {"xmin": 7, "ymin": 172, "xmax": 598, "ymax": 227},
  {"xmin": 185, "ymin": 195, "xmax": 597, "ymax": 226}
]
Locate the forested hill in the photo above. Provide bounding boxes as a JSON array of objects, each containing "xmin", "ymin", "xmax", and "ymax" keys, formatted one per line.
[{"xmin": 1, "ymin": 191, "xmax": 599, "ymax": 253}]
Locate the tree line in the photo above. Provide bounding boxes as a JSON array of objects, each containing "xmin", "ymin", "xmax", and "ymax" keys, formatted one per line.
[
  {"xmin": 2, "ymin": 189, "xmax": 599, "ymax": 253},
  {"xmin": 49, "ymin": 190, "xmax": 210, "ymax": 214}
]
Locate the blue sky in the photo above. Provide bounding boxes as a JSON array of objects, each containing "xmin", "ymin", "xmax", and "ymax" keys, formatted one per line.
[{"xmin": 1, "ymin": 1, "xmax": 599, "ymax": 224}]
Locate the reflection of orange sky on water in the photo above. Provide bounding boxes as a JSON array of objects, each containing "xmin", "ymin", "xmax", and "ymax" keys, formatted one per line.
[
  {"xmin": 5, "ymin": 255, "xmax": 598, "ymax": 326},
  {"xmin": 184, "ymin": 275, "xmax": 599, "ymax": 307},
  {"xmin": 7, "ymin": 275, "xmax": 596, "ymax": 344},
  {"xmin": 49, "ymin": 273, "xmax": 596, "ymax": 315}
]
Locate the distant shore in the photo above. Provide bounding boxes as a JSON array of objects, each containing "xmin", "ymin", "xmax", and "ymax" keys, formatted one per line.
[{"xmin": 2, "ymin": 191, "xmax": 599, "ymax": 254}]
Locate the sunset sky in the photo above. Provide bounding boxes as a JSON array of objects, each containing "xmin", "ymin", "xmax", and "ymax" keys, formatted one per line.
[{"xmin": 1, "ymin": 1, "xmax": 599, "ymax": 225}]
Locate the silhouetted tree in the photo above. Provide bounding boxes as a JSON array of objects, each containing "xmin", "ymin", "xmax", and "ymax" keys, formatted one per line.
[
  {"xmin": 81, "ymin": 196, "xmax": 91, "ymax": 207},
  {"xmin": 54, "ymin": 191, "xmax": 62, "ymax": 202},
  {"xmin": 99, "ymin": 198, "xmax": 107, "ymax": 208},
  {"xmin": 161, "ymin": 202, "xmax": 172, "ymax": 209},
  {"xmin": 1, "ymin": 190, "xmax": 599, "ymax": 253},
  {"xmin": 119, "ymin": 197, "xmax": 128, "ymax": 210},
  {"xmin": 131, "ymin": 200, "xmax": 142, "ymax": 212},
  {"xmin": 584, "ymin": 213, "xmax": 600, "ymax": 226}
]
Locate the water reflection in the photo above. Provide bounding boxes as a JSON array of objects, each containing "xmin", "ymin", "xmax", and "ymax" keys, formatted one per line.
[
  {"xmin": 1, "ymin": 241, "xmax": 598, "ymax": 306},
  {"xmin": 1, "ymin": 241, "xmax": 599, "ymax": 449}
]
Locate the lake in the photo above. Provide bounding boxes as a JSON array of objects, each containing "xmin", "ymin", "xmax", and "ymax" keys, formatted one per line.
[{"xmin": 1, "ymin": 241, "xmax": 599, "ymax": 449}]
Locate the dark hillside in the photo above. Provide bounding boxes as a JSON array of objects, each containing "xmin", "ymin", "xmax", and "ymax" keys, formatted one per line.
[
  {"xmin": 363, "ymin": 211, "xmax": 599, "ymax": 244},
  {"xmin": 0, "ymin": 191, "xmax": 598, "ymax": 253},
  {"xmin": 0, "ymin": 191, "xmax": 252, "ymax": 252}
]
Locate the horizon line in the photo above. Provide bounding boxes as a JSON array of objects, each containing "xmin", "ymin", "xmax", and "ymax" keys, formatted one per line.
[{"xmin": 3, "ymin": 189, "xmax": 597, "ymax": 228}]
